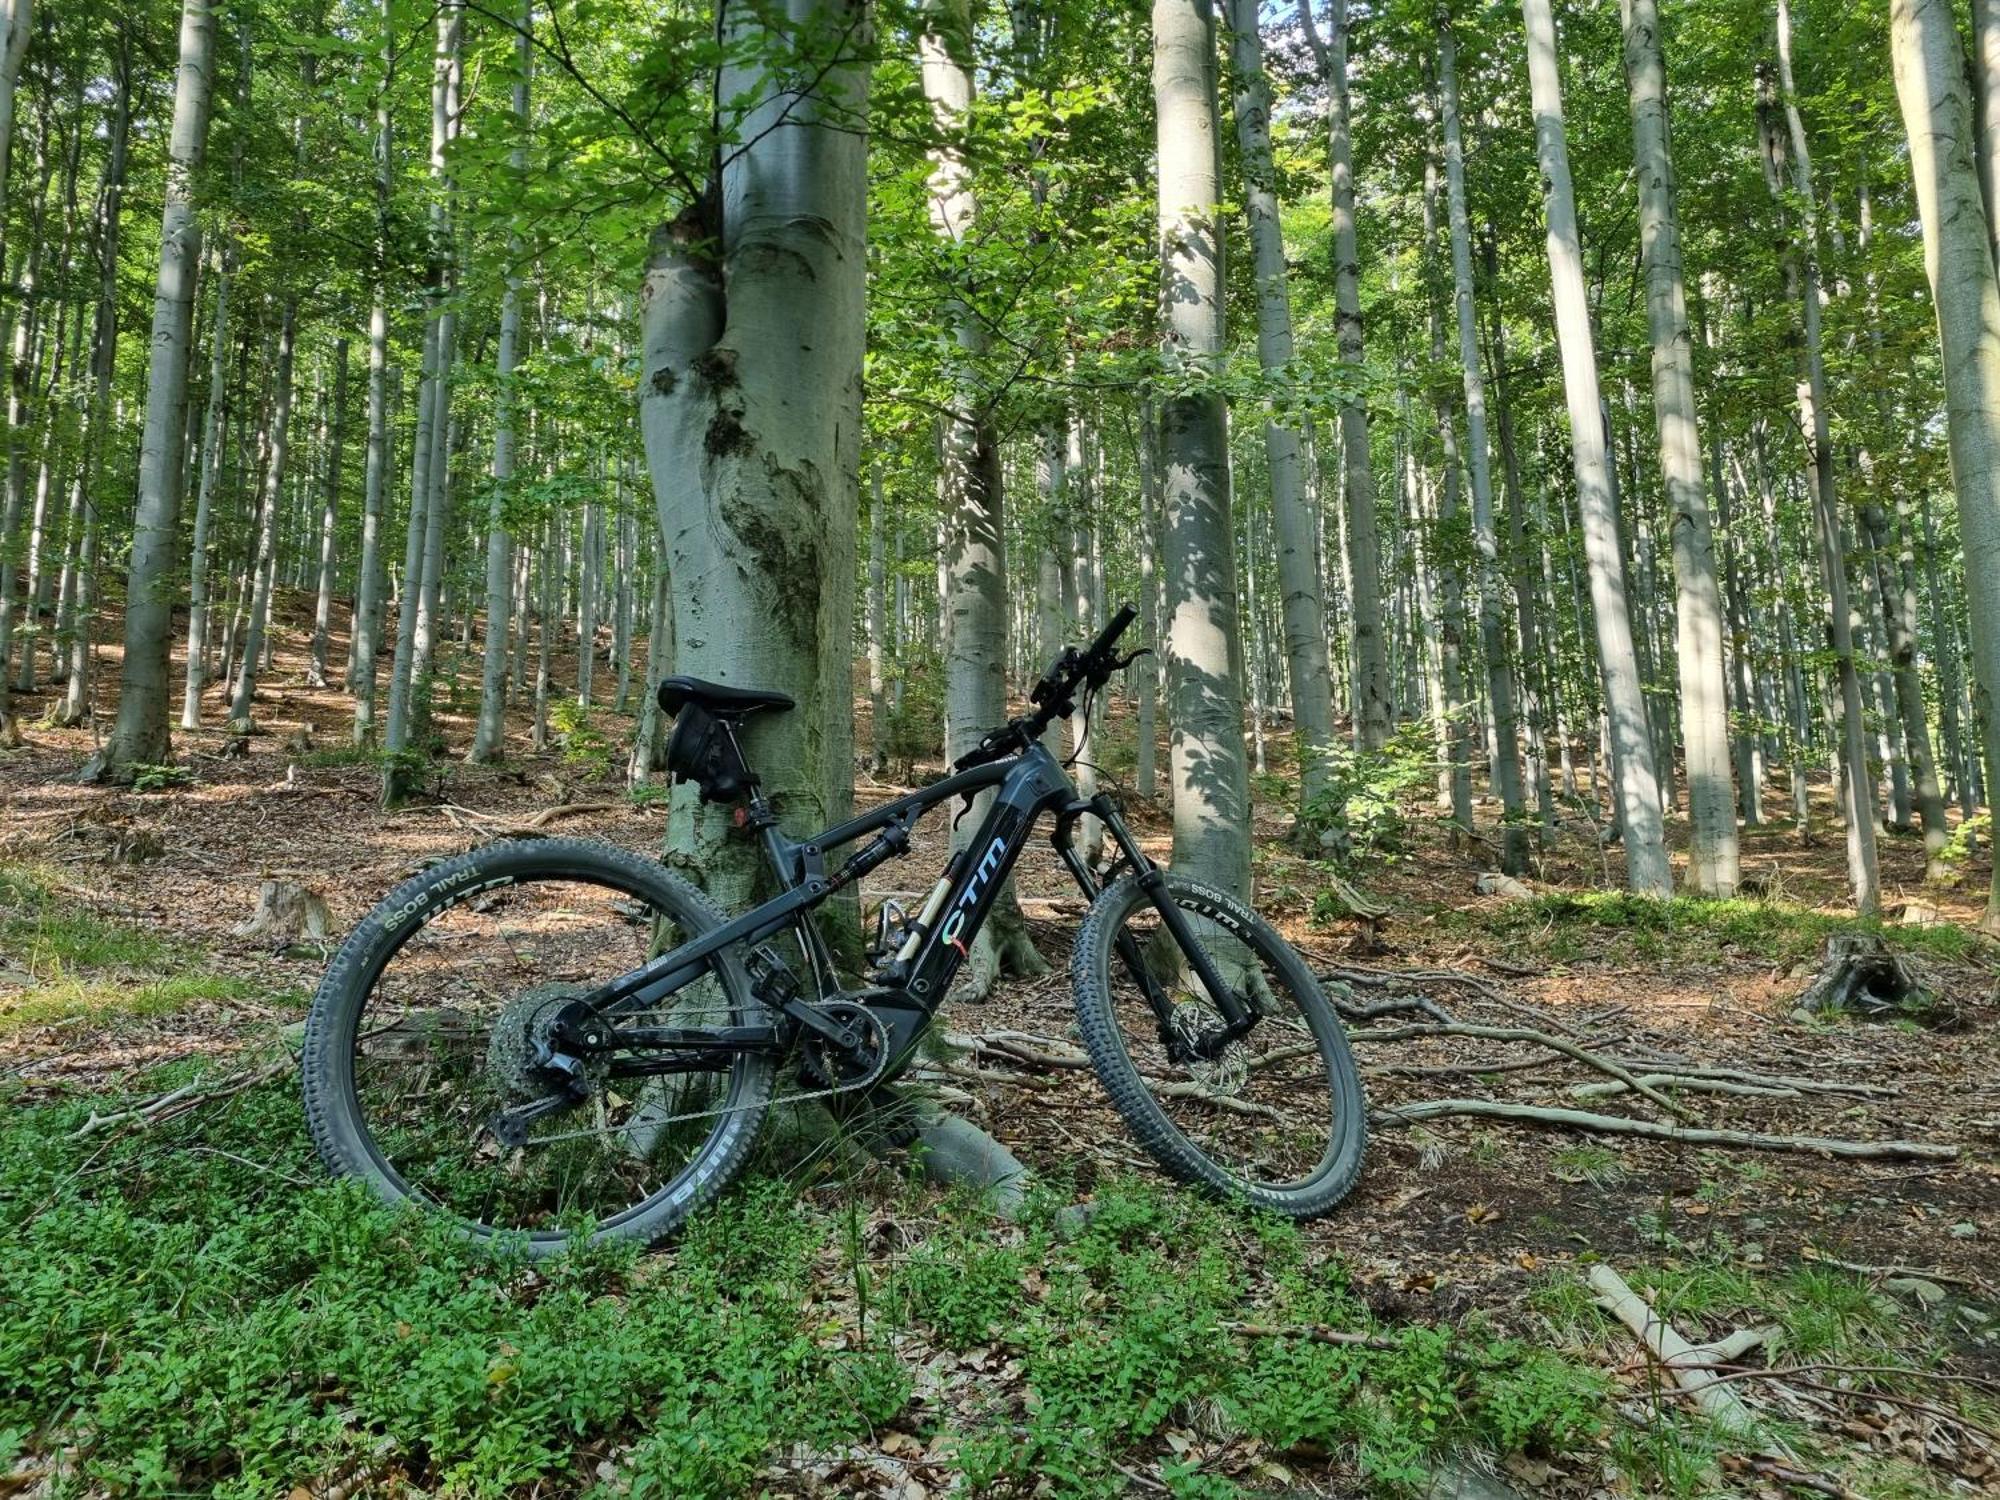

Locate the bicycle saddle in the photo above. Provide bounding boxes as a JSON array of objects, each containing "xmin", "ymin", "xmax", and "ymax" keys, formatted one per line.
[{"xmin": 655, "ymin": 676, "xmax": 795, "ymax": 718}]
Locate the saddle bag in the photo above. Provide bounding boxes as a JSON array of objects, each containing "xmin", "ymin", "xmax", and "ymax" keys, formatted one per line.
[{"xmin": 663, "ymin": 700, "xmax": 755, "ymax": 804}]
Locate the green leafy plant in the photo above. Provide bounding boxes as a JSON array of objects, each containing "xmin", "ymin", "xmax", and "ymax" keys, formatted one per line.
[
  {"xmin": 130, "ymin": 763, "xmax": 193, "ymax": 793},
  {"xmin": 549, "ymin": 700, "xmax": 616, "ymax": 780},
  {"xmin": 1299, "ymin": 719, "xmax": 1437, "ymax": 866}
]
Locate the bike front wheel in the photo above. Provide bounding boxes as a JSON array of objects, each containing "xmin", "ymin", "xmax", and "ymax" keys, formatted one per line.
[
  {"xmin": 302, "ymin": 838, "xmax": 774, "ymax": 1254},
  {"xmin": 1071, "ymin": 873, "xmax": 1366, "ymax": 1218}
]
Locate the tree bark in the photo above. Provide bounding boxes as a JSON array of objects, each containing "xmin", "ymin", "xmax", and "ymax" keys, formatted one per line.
[
  {"xmin": 1761, "ymin": 0, "xmax": 1880, "ymax": 914},
  {"xmin": 228, "ymin": 303, "xmax": 296, "ymax": 730},
  {"xmin": 1620, "ymin": 0, "xmax": 1739, "ymax": 895},
  {"xmin": 1439, "ymin": 19, "xmax": 1528, "ymax": 872},
  {"xmin": 1520, "ymin": 0, "xmax": 1670, "ymax": 893},
  {"xmin": 639, "ymin": 0, "xmax": 868, "ymax": 912},
  {"xmin": 1155, "ymin": 0, "xmax": 1251, "ymax": 900},
  {"xmin": 469, "ymin": 2, "xmax": 531, "ymax": 765},
  {"xmin": 308, "ymin": 338, "xmax": 349, "ymax": 688},
  {"xmin": 83, "ymin": 0, "xmax": 216, "ymax": 780},
  {"xmin": 1298, "ymin": 0, "xmax": 1389, "ymax": 749},
  {"xmin": 1889, "ymin": 0, "xmax": 2000, "ymax": 928},
  {"xmin": 1227, "ymin": 0, "xmax": 1337, "ymax": 817}
]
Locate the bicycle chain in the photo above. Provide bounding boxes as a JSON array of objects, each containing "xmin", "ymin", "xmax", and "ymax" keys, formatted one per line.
[{"xmin": 501, "ymin": 1004, "xmax": 880, "ymax": 1150}]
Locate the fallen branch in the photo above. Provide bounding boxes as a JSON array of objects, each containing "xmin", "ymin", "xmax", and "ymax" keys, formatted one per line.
[
  {"xmin": 1589, "ymin": 1264, "xmax": 1773, "ymax": 1443},
  {"xmin": 1376, "ymin": 1100, "xmax": 1958, "ymax": 1160},
  {"xmin": 1798, "ymin": 1250, "xmax": 1990, "ymax": 1292},
  {"xmin": 1351, "ymin": 1023, "xmax": 1692, "ymax": 1119},
  {"xmin": 1573, "ymin": 1074, "xmax": 1801, "ymax": 1102},
  {"xmin": 68, "ymin": 1060, "xmax": 290, "ymax": 1140}
]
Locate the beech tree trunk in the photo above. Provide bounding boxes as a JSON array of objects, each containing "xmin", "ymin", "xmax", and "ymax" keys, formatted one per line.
[
  {"xmin": 308, "ymin": 338, "xmax": 348, "ymax": 688},
  {"xmin": 83, "ymin": 0, "xmax": 215, "ymax": 780},
  {"xmin": 228, "ymin": 304, "xmax": 296, "ymax": 731},
  {"xmin": 1621, "ymin": 0, "xmax": 1739, "ymax": 896},
  {"xmin": 1440, "ymin": 20, "xmax": 1528, "ymax": 872},
  {"xmin": 1521, "ymin": 0, "xmax": 1671, "ymax": 895},
  {"xmin": 1298, "ymin": 0, "xmax": 1389, "ymax": 749},
  {"xmin": 1227, "ymin": 0, "xmax": 1336, "ymax": 818},
  {"xmin": 1889, "ymin": 0, "xmax": 2000, "ymax": 928},
  {"xmin": 639, "ymin": 0, "xmax": 868, "ymax": 908},
  {"xmin": 1763, "ymin": 0, "xmax": 1880, "ymax": 914},
  {"xmin": 1155, "ymin": 0, "xmax": 1250, "ymax": 900},
  {"xmin": 922, "ymin": 0, "xmax": 1044, "ymax": 991},
  {"xmin": 469, "ymin": 4, "xmax": 530, "ymax": 765}
]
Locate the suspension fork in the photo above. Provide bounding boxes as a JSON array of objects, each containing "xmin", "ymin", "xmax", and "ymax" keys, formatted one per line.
[{"xmin": 1055, "ymin": 798, "xmax": 1256, "ymax": 1054}]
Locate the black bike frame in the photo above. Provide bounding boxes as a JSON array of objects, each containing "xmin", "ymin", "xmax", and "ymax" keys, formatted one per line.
[{"xmin": 573, "ymin": 738, "xmax": 1251, "ymax": 1071}]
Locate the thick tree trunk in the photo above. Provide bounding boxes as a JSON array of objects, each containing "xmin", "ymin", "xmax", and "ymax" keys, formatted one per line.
[
  {"xmin": 1889, "ymin": 0, "xmax": 2000, "ymax": 929},
  {"xmin": 1155, "ymin": 0, "xmax": 1250, "ymax": 899},
  {"xmin": 1439, "ymin": 21, "xmax": 1528, "ymax": 872},
  {"xmin": 1298, "ymin": 0, "xmax": 1388, "ymax": 749},
  {"xmin": 82, "ymin": 0, "xmax": 215, "ymax": 780},
  {"xmin": 1227, "ymin": 0, "xmax": 1336, "ymax": 816},
  {"xmin": 1521, "ymin": 0, "xmax": 1671, "ymax": 894},
  {"xmin": 639, "ymin": 0, "xmax": 867, "ymax": 911},
  {"xmin": 1620, "ymin": 0, "xmax": 1739, "ymax": 896}
]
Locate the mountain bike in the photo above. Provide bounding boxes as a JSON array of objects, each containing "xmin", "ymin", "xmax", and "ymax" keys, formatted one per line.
[{"xmin": 301, "ymin": 605, "xmax": 1367, "ymax": 1253}]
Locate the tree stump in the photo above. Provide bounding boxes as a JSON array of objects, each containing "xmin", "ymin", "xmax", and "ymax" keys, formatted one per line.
[
  {"xmin": 232, "ymin": 880, "xmax": 332, "ymax": 949},
  {"xmin": 1794, "ymin": 933, "xmax": 1930, "ymax": 1019}
]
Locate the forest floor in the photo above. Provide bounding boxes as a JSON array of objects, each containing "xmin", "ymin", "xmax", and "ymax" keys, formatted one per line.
[{"xmin": 2, "ymin": 596, "xmax": 1998, "ymax": 1499}]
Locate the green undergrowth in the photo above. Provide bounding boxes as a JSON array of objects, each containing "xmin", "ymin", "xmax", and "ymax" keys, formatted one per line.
[
  {"xmin": 1436, "ymin": 889, "xmax": 1983, "ymax": 968},
  {"xmin": 0, "ymin": 863, "xmax": 290, "ymax": 1037},
  {"xmin": 1532, "ymin": 1248, "xmax": 1997, "ymax": 1498},
  {"xmin": 0, "ymin": 1061, "xmax": 1637, "ymax": 1500}
]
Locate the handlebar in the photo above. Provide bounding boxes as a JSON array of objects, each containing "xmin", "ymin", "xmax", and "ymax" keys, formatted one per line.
[{"xmin": 951, "ymin": 604, "xmax": 1143, "ymax": 773}]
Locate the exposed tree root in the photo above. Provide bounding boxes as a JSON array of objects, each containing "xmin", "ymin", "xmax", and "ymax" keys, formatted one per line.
[
  {"xmin": 1377, "ymin": 1099, "xmax": 1958, "ymax": 1160},
  {"xmin": 1350, "ymin": 1022, "xmax": 1692, "ymax": 1118}
]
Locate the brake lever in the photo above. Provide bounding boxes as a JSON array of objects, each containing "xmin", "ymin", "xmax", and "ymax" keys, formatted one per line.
[{"xmin": 1113, "ymin": 648, "xmax": 1152, "ymax": 671}]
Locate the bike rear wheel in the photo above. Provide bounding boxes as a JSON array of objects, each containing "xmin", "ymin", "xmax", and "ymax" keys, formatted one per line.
[
  {"xmin": 302, "ymin": 838, "xmax": 773, "ymax": 1254},
  {"xmin": 1071, "ymin": 873, "xmax": 1366, "ymax": 1217}
]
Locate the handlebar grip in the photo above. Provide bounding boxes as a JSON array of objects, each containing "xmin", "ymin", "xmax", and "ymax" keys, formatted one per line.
[{"xmin": 1084, "ymin": 603, "xmax": 1138, "ymax": 665}]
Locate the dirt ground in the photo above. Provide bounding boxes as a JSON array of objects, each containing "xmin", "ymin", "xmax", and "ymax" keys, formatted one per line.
[{"xmin": 4, "ymin": 596, "xmax": 1999, "ymax": 1493}]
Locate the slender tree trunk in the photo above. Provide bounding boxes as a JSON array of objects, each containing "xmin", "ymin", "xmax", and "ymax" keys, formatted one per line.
[
  {"xmin": 384, "ymin": 325, "xmax": 435, "ymax": 755},
  {"xmin": 1440, "ymin": 20, "xmax": 1528, "ymax": 872},
  {"xmin": 1621, "ymin": 0, "xmax": 1739, "ymax": 895},
  {"xmin": 1155, "ymin": 0, "xmax": 1250, "ymax": 899},
  {"xmin": 1298, "ymin": 0, "xmax": 1389, "ymax": 748},
  {"xmin": 53, "ymin": 24, "xmax": 129, "ymax": 728},
  {"xmin": 1760, "ymin": 2, "xmax": 1880, "ymax": 913},
  {"xmin": 866, "ymin": 465, "xmax": 887, "ymax": 772},
  {"xmin": 350, "ymin": 0, "xmax": 394, "ymax": 723},
  {"xmin": 1889, "ymin": 0, "xmax": 2000, "ymax": 928},
  {"xmin": 228, "ymin": 304, "xmax": 296, "ymax": 730},
  {"xmin": 308, "ymin": 338, "xmax": 348, "ymax": 687},
  {"xmin": 469, "ymin": 2, "xmax": 532, "ymax": 764},
  {"xmin": 1135, "ymin": 398, "xmax": 1160, "ymax": 799},
  {"xmin": 1521, "ymin": 0, "xmax": 1671, "ymax": 894},
  {"xmin": 1226, "ymin": 0, "xmax": 1336, "ymax": 816},
  {"xmin": 83, "ymin": 0, "xmax": 216, "ymax": 780}
]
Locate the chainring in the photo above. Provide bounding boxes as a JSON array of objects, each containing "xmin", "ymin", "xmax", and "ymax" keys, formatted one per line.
[{"xmin": 797, "ymin": 997, "xmax": 893, "ymax": 1092}]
